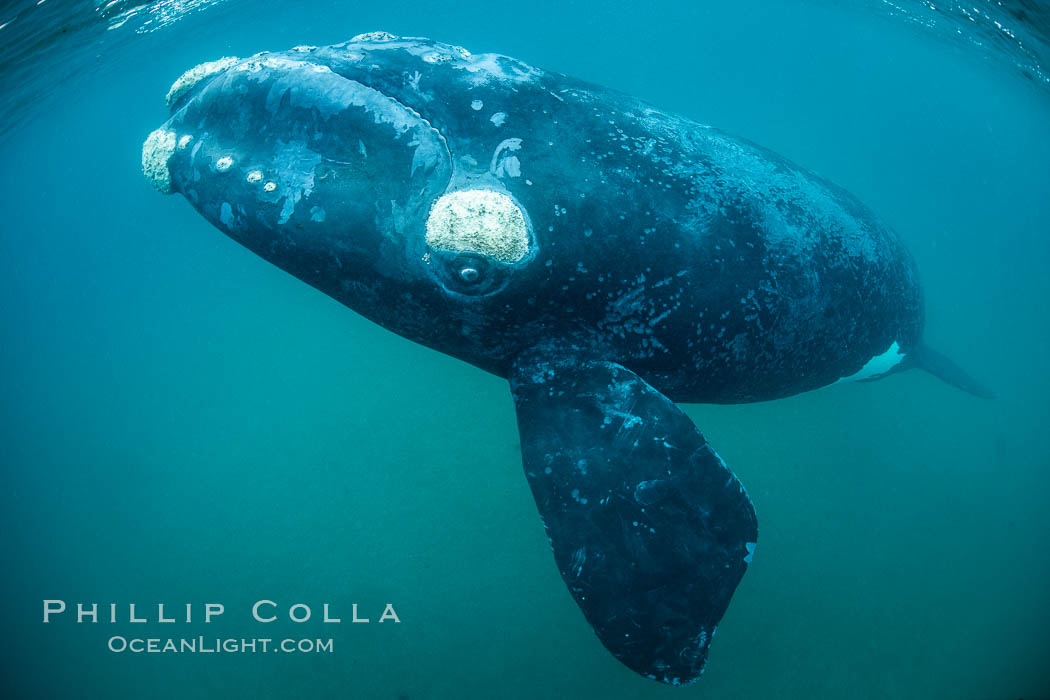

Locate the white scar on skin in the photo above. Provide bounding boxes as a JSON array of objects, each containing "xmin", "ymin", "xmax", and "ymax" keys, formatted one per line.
[
  {"xmin": 425, "ymin": 189, "xmax": 529, "ymax": 264},
  {"xmin": 489, "ymin": 137, "xmax": 522, "ymax": 177}
]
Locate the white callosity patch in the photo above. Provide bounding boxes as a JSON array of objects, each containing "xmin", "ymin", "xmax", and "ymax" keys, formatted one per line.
[
  {"xmin": 352, "ymin": 31, "xmax": 398, "ymax": 42},
  {"xmin": 837, "ymin": 341, "xmax": 905, "ymax": 383},
  {"xmin": 235, "ymin": 55, "xmax": 332, "ymax": 76},
  {"xmin": 165, "ymin": 56, "xmax": 239, "ymax": 107},
  {"xmin": 425, "ymin": 190, "xmax": 529, "ymax": 264},
  {"xmin": 141, "ymin": 128, "xmax": 177, "ymax": 193}
]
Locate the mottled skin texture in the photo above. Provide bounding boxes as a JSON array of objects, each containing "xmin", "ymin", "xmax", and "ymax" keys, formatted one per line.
[
  {"xmin": 511, "ymin": 356, "xmax": 757, "ymax": 684},
  {"xmin": 146, "ymin": 34, "xmax": 927, "ymax": 684},
  {"xmin": 160, "ymin": 38, "xmax": 923, "ymax": 403}
]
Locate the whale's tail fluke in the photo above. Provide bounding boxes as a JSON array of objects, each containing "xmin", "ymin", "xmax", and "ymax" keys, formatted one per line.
[{"xmin": 910, "ymin": 342, "xmax": 996, "ymax": 399}]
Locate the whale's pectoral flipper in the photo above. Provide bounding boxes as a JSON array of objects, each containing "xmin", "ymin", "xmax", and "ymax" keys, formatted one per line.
[{"xmin": 509, "ymin": 357, "xmax": 758, "ymax": 685}]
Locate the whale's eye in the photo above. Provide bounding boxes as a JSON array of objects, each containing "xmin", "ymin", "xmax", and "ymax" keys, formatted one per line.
[{"xmin": 426, "ymin": 251, "xmax": 510, "ymax": 296}]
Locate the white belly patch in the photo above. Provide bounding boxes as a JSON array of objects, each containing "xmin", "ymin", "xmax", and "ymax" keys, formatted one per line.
[{"xmin": 836, "ymin": 341, "xmax": 905, "ymax": 383}]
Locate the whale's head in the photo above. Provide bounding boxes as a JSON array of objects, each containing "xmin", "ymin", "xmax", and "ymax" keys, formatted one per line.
[{"xmin": 143, "ymin": 35, "xmax": 548, "ymax": 368}]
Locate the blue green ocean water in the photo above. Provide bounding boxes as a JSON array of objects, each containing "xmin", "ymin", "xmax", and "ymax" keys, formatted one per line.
[{"xmin": 1, "ymin": 1, "xmax": 1048, "ymax": 698}]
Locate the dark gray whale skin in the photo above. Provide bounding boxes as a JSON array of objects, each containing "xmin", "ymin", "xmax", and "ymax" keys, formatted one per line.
[{"xmin": 144, "ymin": 33, "xmax": 929, "ymax": 685}]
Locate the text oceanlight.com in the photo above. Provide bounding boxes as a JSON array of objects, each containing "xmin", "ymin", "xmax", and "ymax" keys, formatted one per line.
[{"xmin": 107, "ymin": 637, "xmax": 334, "ymax": 654}]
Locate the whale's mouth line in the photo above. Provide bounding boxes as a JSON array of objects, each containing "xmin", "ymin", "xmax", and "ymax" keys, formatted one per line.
[{"xmin": 145, "ymin": 53, "xmax": 453, "ymax": 201}]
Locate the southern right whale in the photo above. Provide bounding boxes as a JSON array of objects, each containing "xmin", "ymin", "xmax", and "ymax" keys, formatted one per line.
[{"xmin": 141, "ymin": 32, "xmax": 991, "ymax": 684}]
